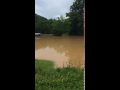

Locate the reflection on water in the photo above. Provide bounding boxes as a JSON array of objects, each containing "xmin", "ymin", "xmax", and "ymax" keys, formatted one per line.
[{"xmin": 35, "ymin": 35, "xmax": 84, "ymax": 68}]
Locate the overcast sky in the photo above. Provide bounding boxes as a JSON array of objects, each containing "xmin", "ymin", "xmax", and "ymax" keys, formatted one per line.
[{"xmin": 35, "ymin": 0, "xmax": 74, "ymax": 19}]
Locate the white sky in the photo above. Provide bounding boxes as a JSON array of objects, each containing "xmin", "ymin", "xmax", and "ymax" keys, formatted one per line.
[{"xmin": 35, "ymin": 0, "xmax": 74, "ymax": 19}]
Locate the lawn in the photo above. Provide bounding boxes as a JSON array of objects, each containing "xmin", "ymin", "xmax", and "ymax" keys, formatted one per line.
[{"xmin": 35, "ymin": 59, "xmax": 84, "ymax": 90}]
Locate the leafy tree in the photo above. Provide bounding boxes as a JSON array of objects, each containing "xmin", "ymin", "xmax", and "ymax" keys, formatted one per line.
[
  {"xmin": 66, "ymin": 0, "xmax": 84, "ymax": 35},
  {"xmin": 52, "ymin": 15, "xmax": 69, "ymax": 36},
  {"xmin": 35, "ymin": 13, "xmax": 50, "ymax": 34}
]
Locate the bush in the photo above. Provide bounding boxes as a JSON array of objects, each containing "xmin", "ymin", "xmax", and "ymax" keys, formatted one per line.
[{"xmin": 52, "ymin": 28, "xmax": 63, "ymax": 36}]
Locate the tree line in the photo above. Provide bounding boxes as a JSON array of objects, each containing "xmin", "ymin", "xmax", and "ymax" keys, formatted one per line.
[{"xmin": 35, "ymin": 0, "xmax": 84, "ymax": 36}]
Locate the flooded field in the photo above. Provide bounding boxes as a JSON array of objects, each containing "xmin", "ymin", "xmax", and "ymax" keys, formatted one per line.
[{"xmin": 35, "ymin": 35, "xmax": 84, "ymax": 68}]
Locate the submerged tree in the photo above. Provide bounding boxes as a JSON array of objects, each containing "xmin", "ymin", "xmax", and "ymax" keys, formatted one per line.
[
  {"xmin": 66, "ymin": 0, "xmax": 84, "ymax": 35},
  {"xmin": 52, "ymin": 15, "xmax": 70, "ymax": 36}
]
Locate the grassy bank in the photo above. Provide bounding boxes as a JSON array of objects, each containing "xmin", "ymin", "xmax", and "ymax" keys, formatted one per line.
[{"xmin": 35, "ymin": 59, "xmax": 84, "ymax": 90}]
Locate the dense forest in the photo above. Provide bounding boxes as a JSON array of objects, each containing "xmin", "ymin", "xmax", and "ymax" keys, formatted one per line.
[{"xmin": 35, "ymin": 0, "xmax": 84, "ymax": 36}]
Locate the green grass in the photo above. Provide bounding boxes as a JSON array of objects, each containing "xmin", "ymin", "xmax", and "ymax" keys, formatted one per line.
[{"xmin": 35, "ymin": 59, "xmax": 84, "ymax": 90}]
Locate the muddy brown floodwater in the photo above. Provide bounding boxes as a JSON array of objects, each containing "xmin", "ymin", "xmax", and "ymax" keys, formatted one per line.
[{"xmin": 35, "ymin": 34, "xmax": 84, "ymax": 68}]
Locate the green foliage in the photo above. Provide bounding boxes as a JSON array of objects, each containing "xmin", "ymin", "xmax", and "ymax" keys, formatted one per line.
[
  {"xmin": 35, "ymin": 0, "xmax": 84, "ymax": 36},
  {"xmin": 35, "ymin": 14, "xmax": 51, "ymax": 34},
  {"xmin": 66, "ymin": 0, "xmax": 84, "ymax": 36},
  {"xmin": 52, "ymin": 16, "xmax": 66, "ymax": 36},
  {"xmin": 35, "ymin": 60, "xmax": 84, "ymax": 90},
  {"xmin": 35, "ymin": 14, "xmax": 71, "ymax": 36}
]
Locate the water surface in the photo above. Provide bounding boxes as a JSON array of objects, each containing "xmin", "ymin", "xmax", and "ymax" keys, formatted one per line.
[{"xmin": 35, "ymin": 35, "xmax": 84, "ymax": 68}]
